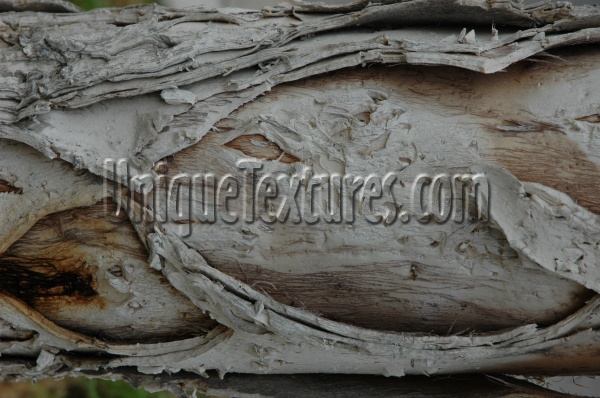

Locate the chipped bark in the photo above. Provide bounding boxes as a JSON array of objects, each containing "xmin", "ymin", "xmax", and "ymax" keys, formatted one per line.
[
  {"xmin": 0, "ymin": 179, "xmax": 22, "ymax": 195},
  {"xmin": 0, "ymin": 1, "xmax": 600, "ymax": 397},
  {"xmin": 224, "ymin": 134, "xmax": 301, "ymax": 163}
]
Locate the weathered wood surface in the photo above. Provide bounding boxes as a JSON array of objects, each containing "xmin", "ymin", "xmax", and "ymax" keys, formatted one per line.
[{"xmin": 1, "ymin": 0, "xmax": 600, "ymax": 396}]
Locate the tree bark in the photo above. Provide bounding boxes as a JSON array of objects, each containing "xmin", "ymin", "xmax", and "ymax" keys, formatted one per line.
[{"xmin": 1, "ymin": 0, "xmax": 600, "ymax": 396}]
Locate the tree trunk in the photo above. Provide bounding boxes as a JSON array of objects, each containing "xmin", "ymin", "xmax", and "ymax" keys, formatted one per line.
[{"xmin": 1, "ymin": 0, "xmax": 600, "ymax": 396}]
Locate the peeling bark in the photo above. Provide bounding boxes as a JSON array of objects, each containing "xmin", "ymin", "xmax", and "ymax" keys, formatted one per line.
[{"xmin": 0, "ymin": 1, "xmax": 600, "ymax": 397}]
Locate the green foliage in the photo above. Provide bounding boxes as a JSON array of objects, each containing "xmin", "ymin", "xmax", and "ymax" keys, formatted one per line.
[
  {"xmin": 18, "ymin": 377, "xmax": 175, "ymax": 398},
  {"xmin": 79, "ymin": 379, "xmax": 175, "ymax": 398},
  {"xmin": 70, "ymin": 0, "xmax": 155, "ymax": 11}
]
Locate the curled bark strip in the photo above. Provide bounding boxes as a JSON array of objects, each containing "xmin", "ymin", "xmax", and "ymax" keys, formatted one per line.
[
  {"xmin": 143, "ymin": 219, "xmax": 600, "ymax": 376},
  {"xmin": 0, "ymin": 292, "xmax": 232, "ymax": 361},
  {"xmin": 0, "ymin": 2, "xmax": 600, "ymax": 180},
  {"xmin": 476, "ymin": 166, "xmax": 600, "ymax": 294}
]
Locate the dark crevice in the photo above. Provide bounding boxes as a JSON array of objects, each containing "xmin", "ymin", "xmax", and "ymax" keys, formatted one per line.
[
  {"xmin": 0, "ymin": 179, "xmax": 22, "ymax": 195},
  {"xmin": 225, "ymin": 134, "xmax": 301, "ymax": 163},
  {"xmin": 0, "ymin": 258, "xmax": 98, "ymax": 307}
]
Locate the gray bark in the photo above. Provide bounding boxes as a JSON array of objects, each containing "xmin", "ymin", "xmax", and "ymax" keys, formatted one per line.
[{"xmin": 0, "ymin": 0, "xmax": 600, "ymax": 396}]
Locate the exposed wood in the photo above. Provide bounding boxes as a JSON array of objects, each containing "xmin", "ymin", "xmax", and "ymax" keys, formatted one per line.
[
  {"xmin": 0, "ymin": 179, "xmax": 22, "ymax": 195},
  {"xmin": 0, "ymin": 198, "xmax": 216, "ymax": 342},
  {"xmin": 224, "ymin": 134, "xmax": 301, "ymax": 164}
]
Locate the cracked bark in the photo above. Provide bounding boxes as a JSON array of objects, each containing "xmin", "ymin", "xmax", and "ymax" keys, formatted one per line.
[{"xmin": 0, "ymin": 0, "xmax": 600, "ymax": 396}]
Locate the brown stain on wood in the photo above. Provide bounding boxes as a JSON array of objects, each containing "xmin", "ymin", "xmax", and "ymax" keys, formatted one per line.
[
  {"xmin": 491, "ymin": 119, "xmax": 563, "ymax": 134},
  {"xmin": 0, "ymin": 198, "xmax": 217, "ymax": 342},
  {"xmin": 214, "ymin": 118, "xmax": 237, "ymax": 133},
  {"xmin": 483, "ymin": 130, "xmax": 600, "ymax": 215},
  {"xmin": 225, "ymin": 134, "xmax": 300, "ymax": 163},
  {"xmin": 304, "ymin": 56, "xmax": 600, "ymax": 216},
  {"xmin": 576, "ymin": 114, "xmax": 600, "ymax": 123},
  {"xmin": 0, "ymin": 199, "xmax": 112, "ymax": 311},
  {"xmin": 163, "ymin": 64, "xmax": 600, "ymax": 336},
  {"xmin": 0, "ymin": 179, "xmax": 22, "ymax": 194},
  {"xmin": 483, "ymin": 340, "xmax": 600, "ymax": 376},
  {"xmin": 203, "ymin": 253, "xmax": 595, "ymax": 335},
  {"xmin": 332, "ymin": 60, "xmax": 600, "ymax": 216},
  {"xmin": 160, "ymin": 51, "xmax": 600, "ymax": 338},
  {"xmin": 3, "ymin": 198, "xmax": 144, "ymax": 266},
  {"xmin": 0, "ymin": 258, "xmax": 99, "ymax": 308}
]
